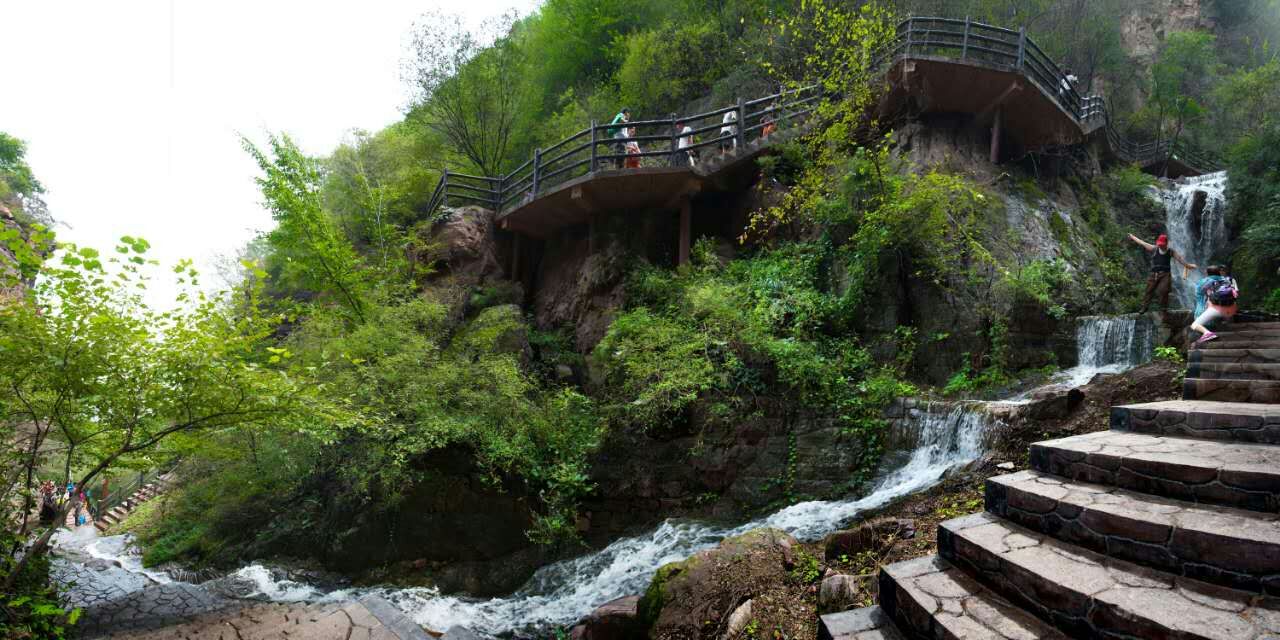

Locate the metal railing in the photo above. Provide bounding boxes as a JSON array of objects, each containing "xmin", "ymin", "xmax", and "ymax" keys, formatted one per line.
[
  {"xmin": 425, "ymin": 84, "xmax": 822, "ymax": 216},
  {"xmin": 425, "ymin": 16, "xmax": 1221, "ymax": 218}
]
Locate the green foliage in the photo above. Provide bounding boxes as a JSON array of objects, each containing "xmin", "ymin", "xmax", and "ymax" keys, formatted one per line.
[
  {"xmin": 1154, "ymin": 345, "xmax": 1184, "ymax": 364},
  {"xmin": 1100, "ymin": 165, "xmax": 1157, "ymax": 205},
  {"xmin": 999, "ymin": 259, "xmax": 1069, "ymax": 319},
  {"xmin": 244, "ymin": 133, "xmax": 369, "ymax": 321},
  {"xmin": 0, "ymin": 529, "xmax": 77, "ymax": 639},
  {"xmin": 617, "ymin": 21, "xmax": 728, "ymax": 115},
  {"xmin": 1226, "ymin": 126, "xmax": 1280, "ymax": 306},
  {"xmin": 596, "ymin": 240, "xmax": 919, "ymax": 492},
  {"xmin": 788, "ymin": 547, "xmax": 822, "ymax": 584}
]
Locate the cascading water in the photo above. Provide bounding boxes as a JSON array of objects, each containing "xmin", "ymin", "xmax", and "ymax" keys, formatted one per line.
[
  {"xmin": 367, "ymin": 402, "xmax": 993, "ymax": 636},
  {"xmin": 55, "ymin": 403, "xmax": 996, "ymax": 637},
  {"xmin": 1160, "ymin": 171, "xmax": 1229, "ymax": 309},
  {"xmin": 1076, "ymin": 314, "xmax": 1155, "ymax": 369}
]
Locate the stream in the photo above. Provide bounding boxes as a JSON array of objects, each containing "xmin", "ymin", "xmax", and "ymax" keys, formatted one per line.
[{"xmin": 53, "ymin": 251, "xmax": 1206, "ymax": 636}]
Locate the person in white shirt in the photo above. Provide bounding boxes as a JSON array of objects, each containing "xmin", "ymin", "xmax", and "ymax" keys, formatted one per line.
[
  {"xmin": 719, "ymin": 111, "xmax": 738, "ymax": 158},
  {"xmin": 676, "ymin": 121, "xmax": 696, "ymax": 166}
]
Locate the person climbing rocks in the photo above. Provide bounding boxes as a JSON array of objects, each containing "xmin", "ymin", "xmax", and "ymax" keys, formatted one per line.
[
  {"xmin": 609, "ymin": 108, "xmax": 631, "ymax": 169},
  {"xmin": 676, "ymin": 121, "xmax": 697, "ymax": 167},
  {"xmin": 1190, "ymin": 265, "xmax": 1238, "ymax": 345},
  {"xmin": 1128, "ymin": 233, "xmax": 1196, "ymax": 312}
]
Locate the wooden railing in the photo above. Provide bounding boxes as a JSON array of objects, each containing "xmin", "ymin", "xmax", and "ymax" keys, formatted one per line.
[
  {"xmin": 426, "ymin": 84, "xmax": 822, "ymax": 216},
  {"xmin": 425, "ymin": 16, "xmax": 1221, "ymax": 217}
]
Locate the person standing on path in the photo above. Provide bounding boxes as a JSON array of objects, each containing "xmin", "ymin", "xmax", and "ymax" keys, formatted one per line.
[
  {"xmin": 676, "ymin": 121, "xmax": 697, "ymax": 167},
  {"xmin": 719, "ymin": 110, "xmax": 738, "ymax": 158},
  {"xmin": 609, "ymin": 108, "xmax": 631, "ymax": 169},
  {"xmin": 1128, "ymin": 233, "xmax": 1196, "ymax": 312}
]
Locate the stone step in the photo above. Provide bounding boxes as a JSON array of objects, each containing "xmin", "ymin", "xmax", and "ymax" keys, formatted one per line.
[
  {"xmin": 1112, "ymin": 400, "xmax": 1280, "ymax": 443},
  {"xmin": 1221, "ymin": 322, "xmax": 1280, "ymax": 331},
  {"xmin": 939, "ymin": 512, "xmax": 1280, "ymax": 639},
  {"xmin": 1029, "ymin": 431, "xmax": 1280, "ymax": 512},
  {"xmin": 1213, "ymin": 328, "xmax": 1280, "ymax": 340},
  {"xmin": 1183, "ymin": 377, "xmax": 1280, "ymax": 403},
  {"xmin": 818, "ymin": 605, "xmax": 906, "ymax": 640},
  {"xmin": 1188, "ymin": 362, "xmax": 1280, "ymax": 381},
  {"xmin": 986, "ymin": 469, "xmax": 1280, "ymax": 594},
  {"xmin": 1190, "ymin": 349, "xmax": 1280, "ymax": 365},
  {"xmin": 1197, "ymin": 338, "xmax": 1280, "ymax": 350},
  {"xmin": 876, "ymin": 555, "xmax": 1066, "ymax": 640}
]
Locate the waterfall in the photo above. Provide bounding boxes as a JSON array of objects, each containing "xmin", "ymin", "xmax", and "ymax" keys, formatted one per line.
[
  {"xmin": 58, "ymin": 404, "xmax": 997, "ymax": 638},
  {"xmin": 1076, "ymin": 314, "xmax": 1154, "ymax": 368},
  {"xmin": 1160, "ymin": 171, "xmax": 1229, "ymax": 309}
]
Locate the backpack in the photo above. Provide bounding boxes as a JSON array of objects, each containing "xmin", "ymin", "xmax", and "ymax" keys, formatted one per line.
[{"xmin": 1209, "ymin": 279, "xmax": 1238, "ymax": 306}]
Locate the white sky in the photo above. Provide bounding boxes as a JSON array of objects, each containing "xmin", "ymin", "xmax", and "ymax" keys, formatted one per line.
[{"xmin": 2, "ymin": 0, "xmax": 537, "ymax": 305}]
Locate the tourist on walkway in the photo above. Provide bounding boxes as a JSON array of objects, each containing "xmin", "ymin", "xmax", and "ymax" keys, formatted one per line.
[
  {"xmin": 1190, "ymin": 265, "xmax": 1238, "ymax": 345},
  {"xmin": 38, "ymin": 481, "xmax": 57, "ymax": 525},
  {"xmin": 677, "ymin": 121, "xmax": 697, "ymax": 167},
  {"xmin": 1128, "ymin": 233, "xmax": 1196, "ymax": 312},
  {"xmin": 609, "ymin": 108, "xmax": 631, "ymax": 169},
  {"xmin": 624, "ymin": 127, "xmax": 641, "ymax": 169},
  {"xmin": 719, "ymin": 110, "xmax": 738, "ymax": 158},
  {"xmin": 1059, "ymin": 67, "xmax": 1079, "ymax": 101}
]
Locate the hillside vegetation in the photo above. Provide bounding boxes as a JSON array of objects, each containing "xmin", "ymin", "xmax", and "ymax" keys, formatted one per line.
[{"xmin": 2, "ymin": 2, "xmax": 1278, "ymax": 634}]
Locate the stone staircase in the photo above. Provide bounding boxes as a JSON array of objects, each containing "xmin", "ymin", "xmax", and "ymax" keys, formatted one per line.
[
  {"xmin": 1185, "ymin": 322, "xmax": 1280, "ymax": 403},
  {"xmin": 94, "ymin": 474, "xmax": 173, "ymax": 533},
  {"xmin": 820, "ymin": 322, "xmax": 1280, "ymax": 640}
]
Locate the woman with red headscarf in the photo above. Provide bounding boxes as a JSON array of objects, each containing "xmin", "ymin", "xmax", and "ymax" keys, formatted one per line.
[{"xmin": 1127, "ymin": 232, "xmax": 1197, "ymax": 312}]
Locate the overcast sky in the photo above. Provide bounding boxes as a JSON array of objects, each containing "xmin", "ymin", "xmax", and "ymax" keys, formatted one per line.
[{"xmin": 2, "ymin": 0, "xmax": 537, "ymax": 304}]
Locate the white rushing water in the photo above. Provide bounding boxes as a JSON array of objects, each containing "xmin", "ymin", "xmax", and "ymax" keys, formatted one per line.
[
  {"xmin": 367, "ymin": 402, "xmax": 993, "ymax": 636},
  {"xmin": 58, "ymin": 403, "xmax": 995, "ymax": 636},
  {"xmin": 1159, "ymin": 171, "xmax": 1229, "ymax": 309}
]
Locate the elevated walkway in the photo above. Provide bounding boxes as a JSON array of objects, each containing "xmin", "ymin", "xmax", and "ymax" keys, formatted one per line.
[{"xmin": 425, "ymin": 16, "xmax": 1222, "ymax": 264}]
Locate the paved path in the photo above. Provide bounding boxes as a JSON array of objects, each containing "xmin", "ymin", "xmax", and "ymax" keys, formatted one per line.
[
  {"xmin": 98, "ymin": 597, "xmax": 430, "ymax": 640},
  {"xmin": 821, "ymin": 321, "xmax": 1280, "ymax": 639}
]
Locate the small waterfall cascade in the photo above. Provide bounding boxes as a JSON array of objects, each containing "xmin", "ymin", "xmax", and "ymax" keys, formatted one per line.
[
  {"xmin": 56, "ymin": 404, "xmax": 998, "ymax": 638},
  {"xmin": 1160, "ymin": 171, "xmax": 1229, "ymax": 309},
  {"xmin": 1076, "ymin": 314, "xmax": 1155, "ymax": 369}
]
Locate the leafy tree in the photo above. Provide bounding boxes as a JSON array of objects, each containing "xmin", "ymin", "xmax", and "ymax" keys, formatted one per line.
[
  {"xmin": 0, "ymin": 132, "xmax": 51, "ymax": 227},
  {"xmin": 405, "ymin": 11, "xmax": 535, "ymax": 176},
  {"xmin": 616, "ymin": 21, "xmax": 730, "ymax": 115},
  {"xmin": 244, "ymin": 132, "xmax": 369, "ymax": 321},
  {"xmin": 0, "ymin": 236, "xmax": 336, "ymax": 587},
  {"xmin": 1136, "ymin": 31, "xmax": 1219, "ymax": 172}
]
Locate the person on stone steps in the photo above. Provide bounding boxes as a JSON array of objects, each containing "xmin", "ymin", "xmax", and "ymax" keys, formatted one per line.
[
  {"xmin": 1128, "ymin": 233, "xmax": 1196, "ymax": 312},
  {"xmin": 1190, "ymin": 265, "xmax": 1238, "ymax": 346}
]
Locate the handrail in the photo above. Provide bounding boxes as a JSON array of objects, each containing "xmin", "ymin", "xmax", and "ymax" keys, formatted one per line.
[{"xmin": 425, "ymin": 16, "xmax": 1221, "ymax": 219}]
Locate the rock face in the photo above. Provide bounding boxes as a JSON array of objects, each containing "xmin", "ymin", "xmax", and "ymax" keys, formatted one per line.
[
  {"xmin": 581, "ymin": 399, "xmax": 872, "ymax": 542},
  {"xmin": 639, "ymin": 528, "xmax": 807, "ymax": 640}
]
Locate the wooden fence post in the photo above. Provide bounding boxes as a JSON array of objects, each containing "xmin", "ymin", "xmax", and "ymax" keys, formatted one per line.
[
  {"xmin": 1016, "ymin": 27, "xmax": 1026, "ymax": 69},
  {"xmin": 532, "ymin": 148, "xmax": 541, "ymax": 196},
  {"xmin": 589, "ymin": 121, "xmax": 598, "ymax": 173},
  {"xmin": 495, "ymin": 176, "xmax": 503, "ymax": 211},
  {"xmin": 961, "ymin": 17, "xmax": 970, "ymax": 60},
  {"xmin": 441, "ymin": 169, "xmax": 449, "ymax": 208},
  {"xmin": 736, "ymin": 97, "xmax": 746, "ymax": 150}
]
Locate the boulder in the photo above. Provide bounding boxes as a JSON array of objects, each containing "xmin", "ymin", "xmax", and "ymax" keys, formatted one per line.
[
  {"xmin": 823, "ymin": 518, "xmax": 915, "ymax": 562},
  {"xmin": 639, "ymin": 528, "xmax": 805, "ymax": 639},
  {"xmin": 818, "ymin": 574, "xmax": 860, "ymax": 613},
  {"xmin": 569, "ymin": 595, "xmax": 644, "ymax": 640},
  {"xmin": 721, "ymin": 599, "xmax": 752, "ymax": 639}
]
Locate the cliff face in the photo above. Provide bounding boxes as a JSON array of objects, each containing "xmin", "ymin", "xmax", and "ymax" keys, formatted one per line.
[{"xmin": 1119, "ymin": 0, "xmax": 1216, "ymax": 64}]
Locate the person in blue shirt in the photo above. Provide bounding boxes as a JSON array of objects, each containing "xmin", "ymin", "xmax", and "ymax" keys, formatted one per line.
[{"xmin": 1192, "ymin": 265, "xmax": 1228, "ymax": 319}]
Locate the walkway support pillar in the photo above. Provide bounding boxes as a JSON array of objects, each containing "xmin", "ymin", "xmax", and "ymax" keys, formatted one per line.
[
  {"xmin": 990, "ymin": 107, "xmax": 1002, "ymax": 164},
  {"xmin": 511, "ymin": 233, "xmax": 521, "ymax": 281},
  {"xmin": 678, "ymin": 198, "xmax": 692, "ymax": 267}
]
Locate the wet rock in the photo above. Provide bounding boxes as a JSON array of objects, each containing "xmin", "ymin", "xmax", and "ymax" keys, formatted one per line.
[
  {"xmin": 443, "ymin": 627, "xmax": 483, "ymax": 640},
  {"xmin": 824, "ymin": 518, "xmax": 915, "ymax": 562},
  {"xmin": 996, "ymin": 461, "xmax": 1016, "ymax": 471},
  {"xmin": 569, "ymin": 595, "xmax": 644, "ymax": 640},
  {"xmin": 818, "ymin": 574, "xmax": 860, "ymax": 613}
]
